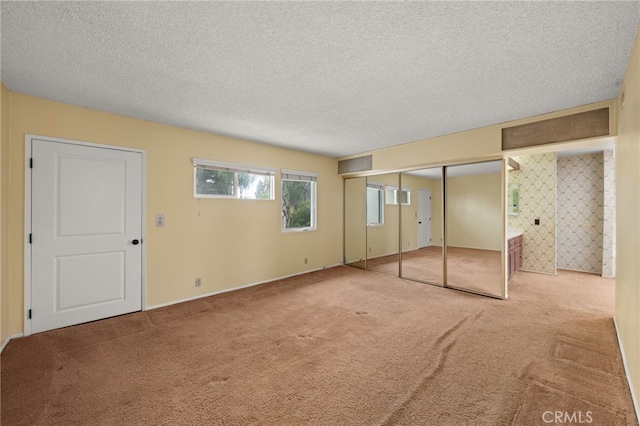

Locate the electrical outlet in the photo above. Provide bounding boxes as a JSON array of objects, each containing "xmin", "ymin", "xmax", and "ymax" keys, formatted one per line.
[
  {"xmin": 195, "ymin": 277, "xmax": 202, "ymax": 287},
  {"xmin": 156, "ymin": 213, "xmax": 165, "ymax": 227}
]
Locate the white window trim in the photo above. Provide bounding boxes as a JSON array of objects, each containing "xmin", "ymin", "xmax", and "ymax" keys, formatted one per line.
[
  {"xmin": 193, "ymin": 158, "xmax": 276, "ymax": 175},
  {"xmin": 366, "ymin": 184, "xmax": 384, "ymax": 226},
  {"xmin": 281, "ymin": 169, "xmax": 318, "ymax": 181},
  {"xmin": 400, "ymin": 187, "xmax": 411, "ymax": 205},
  {"xmin": 281, "ymin": 169, "xmax": 317, "ymax": 232},
  {"xmin": 193, "ymin": 158, "xmax": 275, "ymax": 199},
  {"xmin": 385, "ymin": 185, "xmax": 398, "ymax": 205},
  {"xmin": 384, "ymin": 185, "xmax": 411, "ymax": 205}
]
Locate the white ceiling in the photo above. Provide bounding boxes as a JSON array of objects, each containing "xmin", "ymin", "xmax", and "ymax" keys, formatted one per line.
[{"xmin": 1, "ymin": 2, "xmax": 638, "ymax": 158}]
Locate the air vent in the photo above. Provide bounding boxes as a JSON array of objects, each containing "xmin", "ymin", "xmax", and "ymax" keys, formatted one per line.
[
  {"xmin": 338, "ymin": 155, "xmax": 373, "ymax": 174},
  {"xmin": 502, "ymin": 108, "xmax": 609, "ymax": 151}
]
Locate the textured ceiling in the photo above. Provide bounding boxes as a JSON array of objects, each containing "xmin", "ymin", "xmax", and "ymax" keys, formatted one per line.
[{"xmin": 1, "ymin": 2, "xmax": 638, "ymax": 158}]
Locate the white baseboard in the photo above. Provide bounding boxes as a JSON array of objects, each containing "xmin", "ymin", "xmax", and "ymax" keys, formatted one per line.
[
  {"xmin": 1, "ymin": 333, "xmax": 24, "ymax": 353},
  {"xmin": 613, "ymin": 317, "xmax": 639, "ymax": 422},
  {"xmin": 146, "ymin": 264, "xmax": 343, "ymax": 311},
  {"xmin": 556, "ymin": 267, "xmax": 601, "ymax": 275}
]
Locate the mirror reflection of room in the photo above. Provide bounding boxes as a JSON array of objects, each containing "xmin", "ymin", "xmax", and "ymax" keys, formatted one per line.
[
  {"xmin": 445, "ymin": 161, "xmax": 503, "ymax": 297},
  {"xmin": 400, "ymin": 168, "xmax": 444, "ymax": 285},
  {"xmin": 364, "ymin": 173, "xmax": 400, "ymax": 276},
  {"xmin": 344, "ymin": 177, "xmax": 367, "ymax": 269}
]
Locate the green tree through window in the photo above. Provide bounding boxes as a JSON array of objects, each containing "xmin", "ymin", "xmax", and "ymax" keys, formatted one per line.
[
  {"xmin": 196, "ymin": 169, "xmax": 235, "ymax": 196},
  {"xmin": 282, "ymin": 180, "xmax": 313, "ymax": 229},
  {"xmin": 194, "ymin": 160, "xmax": 274, "ymax": 199}
]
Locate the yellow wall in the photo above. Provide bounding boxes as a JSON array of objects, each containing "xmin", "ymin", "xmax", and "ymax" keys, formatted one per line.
[
  {"xmin": 344, "ymin": 177, "xmax": 366, "ymax": 264},
  {"xmin": 446, "ymin": 173, "xmax": 502, "ymax": 251},
  {"xmin": 1, "ymin": 83, "xmax": 10, "ymax": 346},
  {"xmin": 3, "ymin": 91, "xmax": 343, "ymax": 335},
  {"xmin": 615, "ymin": 26, "xmax": 640, "ymax": 412}
]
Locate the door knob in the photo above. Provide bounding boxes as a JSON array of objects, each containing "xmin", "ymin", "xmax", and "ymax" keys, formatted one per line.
[
  {"xmin": 132, "ymin": 239, "xmax": 140, "ymax": 245},
  {"xmin": 418, "ymin": 221, "xmax": 422, "ymax": 224}
]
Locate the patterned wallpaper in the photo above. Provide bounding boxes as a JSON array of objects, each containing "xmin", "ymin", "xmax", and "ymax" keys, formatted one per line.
[
  {"xmin": 602, "ymin": 150, "xmax": 616, "ymax": 278},
  {"xmin": 557, "ymin": 153, "xmax": 604, "ymax": 274},
  {"xmin": 508, "ymin": 153, "xmax": 557, "ymax": 275}
]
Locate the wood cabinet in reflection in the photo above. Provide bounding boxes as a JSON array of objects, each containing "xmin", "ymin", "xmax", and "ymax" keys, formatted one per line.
[{"xmin": 508, "ymin": 235, "xmax": 523, "ymax": 280}]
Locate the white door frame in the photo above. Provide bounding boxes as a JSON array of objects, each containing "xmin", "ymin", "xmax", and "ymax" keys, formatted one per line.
[{"xmin": 23, "ymin": 134, "xmax": 147, "ymax": 336}]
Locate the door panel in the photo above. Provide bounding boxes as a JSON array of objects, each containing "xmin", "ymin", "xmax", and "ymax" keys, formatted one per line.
[
  {"xmin": 58, "ymin": 155, "xmax": 126, "ymax": 236},
  {"xmin": 418, "ymin": 189, "xmax": 432, "ymax": 248},
  {"xmin": 56, "ymin": 252, "xmax": 125, "ymax": 310},
  {"xmin": 31, "ymin": 139, "xmax": 142, "ymax": 333}
]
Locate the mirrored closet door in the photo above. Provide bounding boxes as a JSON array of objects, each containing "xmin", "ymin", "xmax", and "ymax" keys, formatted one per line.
[
  {"xmin": 344, "ymin": 177, "xmax": 366, "ymax": 269},
  {"xmin": 343, "ymin": 162, "xmax": 507, "ymax": 299},
  {"xmin": 365, "ymin": 173, "xmax": 400, "ymax": 276},
  {"xmin": 445, "ymin": 161, "xmax": 504, "ymax": 298},
  {"xmin": 400, "ymin": 168, "xmax": 444, "ymax": 286}
]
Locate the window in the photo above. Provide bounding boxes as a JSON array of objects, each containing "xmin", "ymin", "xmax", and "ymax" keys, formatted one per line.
[
  {"xmin": 281, "ymin": 169, "xmax": 317, "ymax": 231},
  {"xmin": 193, "ymin": 158, "xmax": 275, "ymax": 199},
  {"xmin": 385, "ymin": 186, "xmax": 396, "ymax": 205},
  {"xmin": 398, "ymin": 188, "xmax": 411, "ymax": 205},
  {"xmin": 385, "ymin": 185, "xmax": 411, "ymax": 205},
  {"xmin": 367, "ymin": 184, "xmax": 383, "ymax": 226}
]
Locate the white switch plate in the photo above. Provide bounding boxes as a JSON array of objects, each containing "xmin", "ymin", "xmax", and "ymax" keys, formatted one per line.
[{"xmin": 156, "ymin": 213, "xmax": 165, "ymax": 227}]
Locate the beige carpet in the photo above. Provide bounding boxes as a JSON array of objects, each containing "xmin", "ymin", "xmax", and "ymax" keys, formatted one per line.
[{"xmin": 2, "ymin": 267, "xmax": 637, "ymax": 425}]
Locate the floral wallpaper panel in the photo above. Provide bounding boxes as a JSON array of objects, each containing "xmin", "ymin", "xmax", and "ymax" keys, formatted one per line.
[
  {"xmin": 602, "ymin": 150, "xmax": 616, "ymax": 278},
  {"xmin": 508, "ymin": 153, "xmax": 557, "ymax": 275},
  {"xmin": 557, "ymin": 153, "xmax": 604, "ymax": 274}
]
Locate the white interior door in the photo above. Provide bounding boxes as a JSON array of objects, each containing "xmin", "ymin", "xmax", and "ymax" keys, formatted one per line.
[
  {"xmin": 418, "ymin": 189, "xmax": 432, "ymax": 248},
  {"xmin": 30, "ymin": 139, "xmax": 143, "ymax": 333}
]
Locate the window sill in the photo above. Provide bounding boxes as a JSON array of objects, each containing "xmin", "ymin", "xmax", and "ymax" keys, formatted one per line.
[{"xmin": 282, "ymin": 227, "xmax": 317, "ymax": 233}]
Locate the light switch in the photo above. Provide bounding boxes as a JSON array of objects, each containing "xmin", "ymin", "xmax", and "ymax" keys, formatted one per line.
[{"xmin": 156, "ymin": 214, "xmax": 165, "ymax": 227}]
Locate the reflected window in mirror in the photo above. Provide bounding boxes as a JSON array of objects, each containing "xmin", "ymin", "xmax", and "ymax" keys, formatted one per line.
[
  {"xmin": 385, "ymin": 186, "xmax": 411, "ymax": 205},
  {"xmin": 367, "ymin": 184, "xmax": 384, "ymax": 226},
  {"xmin": 508, "ymin": 183, "xmax": 519, "ymax": 216},
  {"xmin": 399, "ymin": 188, "xmax": 411, "ymax": 205}
]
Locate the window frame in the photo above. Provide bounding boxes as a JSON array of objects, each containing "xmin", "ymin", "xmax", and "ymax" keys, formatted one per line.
[
  {"xmin": 366, "ymin": 183, "xmax": 384, "ymax": 226},
  {"xmin": 385, "ymin": 185, "xmax": 411, "ymax": 206},
  {"xmin": 193, "ymin": 158, "xmax": 275, "ymax": 200},
  {"xmin": 281, "ymin": 169, "xmax": 317, "ymax": 232},
  {"xmin": 398, "ymin": 187, "xmax": 411, "ymax": 205}
]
